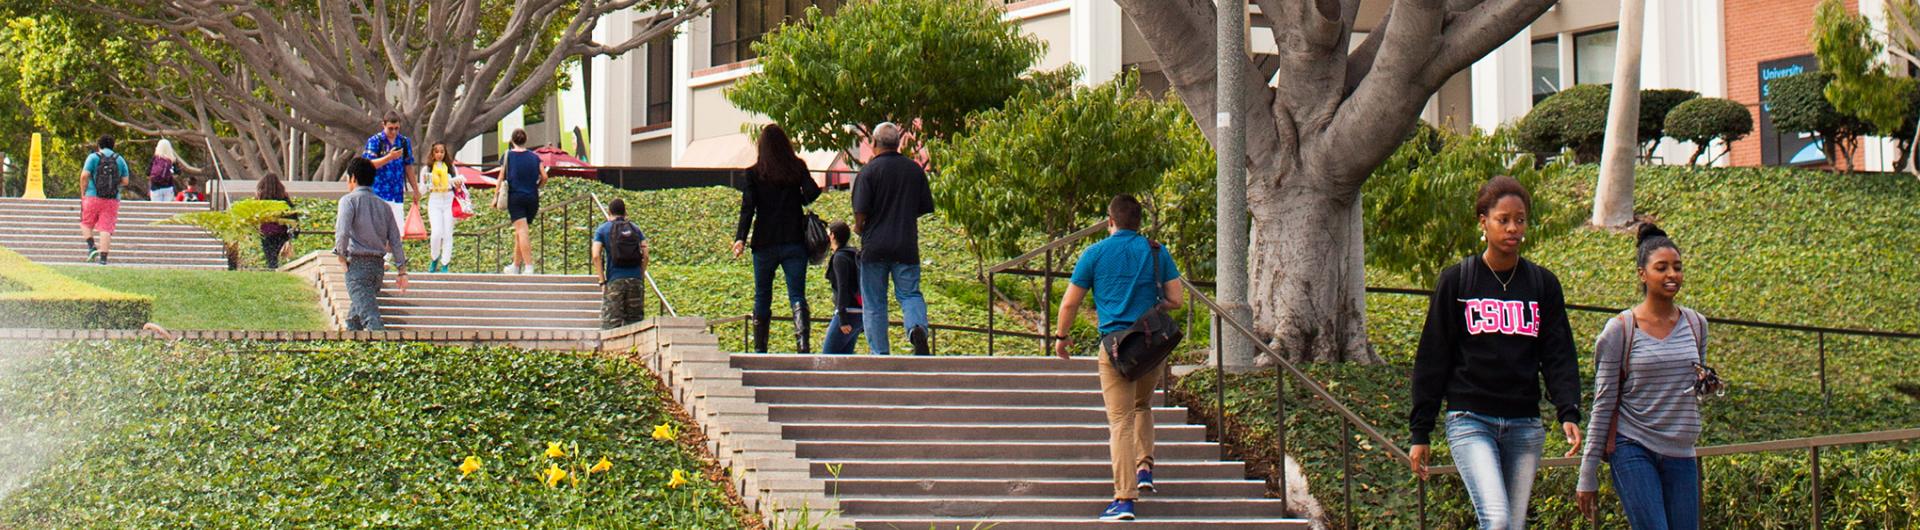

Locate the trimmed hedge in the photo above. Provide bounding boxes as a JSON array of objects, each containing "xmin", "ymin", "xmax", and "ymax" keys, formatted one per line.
[
  {"xmin": 1638, "ymin": 88, "xmax": 1701, "ymax": 149},
  {"xmin": 1665, "ymin": 97, "xmax": 1754, "ymax": 165},
  {"xmin": 0, "ymin": 247, "xmax": 152, "ymax": 329},
  {"xmin": 1516, "ymin": 84, "xmax": 1612, "ymax": 163}
]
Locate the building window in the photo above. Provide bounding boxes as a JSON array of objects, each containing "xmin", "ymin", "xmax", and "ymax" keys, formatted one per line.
[
  {"xmin": 1531, "ymin": 38, "xmax": 1560, "ymax": 104},
  {"xmin": 711, "ymin": 0, "xmax": 843, "ymax": 66},
  {"xmin": 645, "ymin": 34, "xmax": 673, "ymax": 126},
  {"xmin": 1573, "ymin": 28, "xmax": 1617, "ymax": 86}
]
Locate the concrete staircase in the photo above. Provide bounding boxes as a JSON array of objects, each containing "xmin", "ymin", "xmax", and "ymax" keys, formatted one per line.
[
  {"xmin": 0, "ymin": 198, "xmax": 226, "ymax": 269},
  {"xmin": 307, "ymin": 258, "xmax": 603, "ymax": 331},
  {"xmin": 724, "ymin": 354, "xmax": 1310, "ymax": 529}
]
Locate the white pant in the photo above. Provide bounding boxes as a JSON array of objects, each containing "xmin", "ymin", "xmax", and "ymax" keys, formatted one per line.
[
  {"xmin": 151, "ymin": 187, "xmax": 174, "ymax": 201},
  {"xmin": 427, "ymin": 192, "xmax": 455, "ymax": 264}
]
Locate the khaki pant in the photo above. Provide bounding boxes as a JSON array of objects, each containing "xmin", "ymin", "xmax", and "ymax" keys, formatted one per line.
[{"xmin": 1099, "ymin": 335, "xmax": 1160, "ymax": 500}]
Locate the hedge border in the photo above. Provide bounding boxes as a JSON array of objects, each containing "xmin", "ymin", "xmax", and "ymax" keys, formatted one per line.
[{"xmin": 0, "ymin": 247, "xmax": 153, "ymax": 329}]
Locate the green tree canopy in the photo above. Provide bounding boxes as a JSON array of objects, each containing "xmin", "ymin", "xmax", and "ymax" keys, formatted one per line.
[
  {"xmin": 726, "ymin": 0, "xmax": 1051, "ymax": 160},
  {"xmin": 930, "ymin": 72, "xmax": 1196, "ymax": 263},
  {"xmin": 1362, "ymin": 123, "xmax": 1578, "ymax": 283}
]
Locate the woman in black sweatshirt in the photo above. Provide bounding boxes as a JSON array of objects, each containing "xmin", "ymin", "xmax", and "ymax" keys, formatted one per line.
[
  {"xmin": 1407, "ymin": 176, "xmax": 1583, "ymax": 530},
  {"xmin": 732, "ymin": 124, "xmax": 822, "ymax": 353},
  {"xmin": 820, "ymin": 221, "xmax": 863, "ymax": 354}
]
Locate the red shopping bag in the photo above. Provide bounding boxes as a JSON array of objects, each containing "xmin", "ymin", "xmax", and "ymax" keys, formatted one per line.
[
  {"xmin": 403, "ymin": 202, "xmax": 428, "ymax": 240},
  {"xmin": 451, "ymin": 184, "xmax": 475, "ymax": 220}
]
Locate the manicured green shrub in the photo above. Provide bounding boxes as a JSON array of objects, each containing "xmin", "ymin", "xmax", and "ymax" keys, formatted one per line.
[
  {"xmin": 1664, "ymin": 97, "xmax": 1755, "ymax": 165},
  {"xmin": 1516, "ymin": 83, "xmax": 1612, "ymax": 163},
  {"xmin": 0, "ymin": 247, "xmax": 151, "ymax": 328},
  {"xmin": 1638, "ymin": 88, "xmax": 1700, "ymax": 155},
  {"xmin": 1770, "ymin": 71, "xmax": 1872, "ymax": 169}
]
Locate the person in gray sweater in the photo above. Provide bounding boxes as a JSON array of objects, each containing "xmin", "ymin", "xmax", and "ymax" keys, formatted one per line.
[
  {"xmin": 334, "ymin": 157, "xmax": 410, "ymax": 330},
  {"xmin": 1575, "ymin": 224, "xmax": 1723, "ymax": 529}
]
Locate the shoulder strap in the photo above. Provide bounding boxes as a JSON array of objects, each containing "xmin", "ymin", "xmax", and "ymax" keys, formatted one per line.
[
  {"xmin": 1458, "ymin": 255, "xmax": 1477, "ymax": 295},
  {"xmin": 1685, "ymin": 308, "xmax": 1707, "ymax": 361},
  {"xmin": 1604, "ymin": 312, "xmax": 1635, "ymax": 457}
]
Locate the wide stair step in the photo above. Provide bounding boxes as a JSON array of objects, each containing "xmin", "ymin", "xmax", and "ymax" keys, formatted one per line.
[
  {"xmin": 310, "ymin": 263, "xmax": 605, "ymax": 332},
  {"xmin": 718, "ymin": 354, "xmax": 1309, "ymax": 528},
  {"xmin": 0, "ymin": 198, "xmax": 226, "ymax": 269}
]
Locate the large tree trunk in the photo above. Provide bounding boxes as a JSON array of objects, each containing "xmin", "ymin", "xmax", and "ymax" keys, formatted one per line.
[
  {"xmin": 1116, "ymin": 0, "xmax": 1559, "ymax": 366},
  {"xmin": 1592, "ymin": 0, "xmax": 1645, "ymax": 228},
  {"xmin": 1247, "ymin": 169, "xmax": 1380, "ymax": 364}
]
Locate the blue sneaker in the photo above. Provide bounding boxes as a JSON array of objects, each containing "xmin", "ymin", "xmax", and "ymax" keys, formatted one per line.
[
  {"xmin": 1099, "ymin": 499, "xmax": 1135, "ymax": 521},
  {"xmin": 1137, "ymin": 468, "xmax": 1154, "ymax": 493}
]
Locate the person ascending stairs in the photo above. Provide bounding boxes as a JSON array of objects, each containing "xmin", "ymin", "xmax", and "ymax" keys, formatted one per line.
[
  {"xmin": 732, "ymin": 124, "xmax": 821, "ymax": 353},
  {"xmin": 1052, "ymin": 194, "xmax": 1184, "ymax": 521}
]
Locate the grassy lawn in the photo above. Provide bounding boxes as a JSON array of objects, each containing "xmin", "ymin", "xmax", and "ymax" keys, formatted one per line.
[
  {"xmin": 49, "ymin": 266, "xmax": 327, "ymax": 331},
  {"xmin": 0, "ymin": 341, "xmax": 748, "ymax": 528}
]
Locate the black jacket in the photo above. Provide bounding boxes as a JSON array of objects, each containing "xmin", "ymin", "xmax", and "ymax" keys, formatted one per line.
[
  {"xmin": 734, "ymin": 169, "xmax": 822, "ymax": 249},
  {"xmin": 1408, "ymin": 255, "xmax": 1583, "ymax": 445},
  {"xmin": 825, "ymin": 246, "xmax": 863, "ymax": 323}
]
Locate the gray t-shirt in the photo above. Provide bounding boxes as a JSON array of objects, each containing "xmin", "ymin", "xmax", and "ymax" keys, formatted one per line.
[
  {"xmin": 333, "ymin": 186, "xmax": 408, "ymax": 268},
  {"xmin": 1576, "ymin": 308, "xmax": 1710, "ymax": 492}
]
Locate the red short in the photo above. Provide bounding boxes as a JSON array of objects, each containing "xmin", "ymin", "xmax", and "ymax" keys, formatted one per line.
[{"xmin": 81, "ymin": 196, "xmax": 120, "ymax": 233}]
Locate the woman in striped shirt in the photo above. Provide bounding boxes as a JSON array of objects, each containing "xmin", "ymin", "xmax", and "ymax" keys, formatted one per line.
[{"xmin": 1575, "ymin": 224, "xmax": 1722, "ymax": 529}]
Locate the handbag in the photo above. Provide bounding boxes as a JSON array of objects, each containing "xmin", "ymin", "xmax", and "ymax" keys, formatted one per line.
[
  {"xmin": 1104, "ymin": 239, "xmax": 1184, "ymax": 380},
  {"xmin": 492, "ymin": 177, "xmax": 510, "ymax": 210},
  {"xmin": 802, "ymin": 209, "xmax": 830, "ymax": 264}
]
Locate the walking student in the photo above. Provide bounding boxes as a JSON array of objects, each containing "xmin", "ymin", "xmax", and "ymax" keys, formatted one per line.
[
  {"xmin": 257, "ymin": 172, "xmax": 296, "ymax": 269},
  {"xmin": 1407, "ymin": 176, "xmax": 1583, "ymax": 530},
  {"xmin": 80, "ymin": 136, "xmax": 131, "ymax": 265},
  {"xmin": 418, "ymin": 142, "xmax": 467, "ymax": 273},
  {"xmin": 593, "ymin": 198, "xmax": 650, "ymax": 329},
  {"xmin": 148, "ymin": 139, "xmax": 188, "ymax": 202},
  {"xmin": 732, "ymin": 124, "xmax": 821, "ymax": 353},
  {"xmin": 502, "ymin": 128, "xmax": 547, "ymax": 274},
  {"xmin": 851, "ymin": 122, "xmax": 935, "ymax": 355},
  {"xmin": 334, "ymin": 158, "xmax": 410, "ymax": 330},
  {"xmin": 1052, "ymin": 195, "xmax": 1183, "ymax": 522},
  {"xmin": 1576, "ymin": 224, "xmax": 1720, "ymax": 530},
  {"xmin": 821, "ymin": 221, "xmax": 863, "ymax": 354},
  {"xmin": 363, "ymin": 111, "xmax": 418, "ymax": 226}
]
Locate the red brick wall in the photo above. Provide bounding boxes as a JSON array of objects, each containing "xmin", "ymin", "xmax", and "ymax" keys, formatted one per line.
[{"xmin": 1724, "ymin": 0, "xmax": 1861, "ymax": 168}]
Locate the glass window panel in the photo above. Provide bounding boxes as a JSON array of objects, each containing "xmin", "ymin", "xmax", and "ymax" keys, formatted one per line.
[{"xmin": 1574, "ymin": 29, "xmax": 1617, "ymax": 86}]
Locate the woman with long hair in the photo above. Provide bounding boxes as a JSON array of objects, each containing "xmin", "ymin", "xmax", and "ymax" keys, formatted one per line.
[
  {"xmin": 256, "ymin": 172, "xmax": 295, "ymax": 269},
  {"xmin": 502, "ymin": 128, "xmax": 547, "ymax": 274},
  {"xmin": 417, "ymin": 142, "xmax": 466, "ymax": 272},
  {"xmin": 1575, "ymin": 224, "xmax": 1719, "ymax": 529},
  {"xmin": 1407, "ymin": 176, "xmax": 1584, "ymax": 529},
  {"xmin": 732, "ymin": 124, "xmax": 822, "ymax": 353},
  {"xmin": 149, "ymin": 139, "xmax": 186, "ymax": 201}
]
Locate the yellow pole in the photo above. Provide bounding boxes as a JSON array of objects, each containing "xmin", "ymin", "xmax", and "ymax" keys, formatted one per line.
[{"xmin": 23, "ymin": 133, "xmax": 45, "ymax": 199}]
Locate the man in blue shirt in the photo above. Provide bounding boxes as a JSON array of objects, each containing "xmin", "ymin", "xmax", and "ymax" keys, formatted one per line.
[
  {"xmin": 79, "ymin": 136, "xmax": 132, "ymax": 264},
  {"xmin": 1052, "ymin": 194, "xmax": 1183, "ymax": 522},
  {"xmin": 362, "ymin": 111, "xmax": 417, "ymax": 226},
  {"xmin": 592, "ymin": 198, "xmax": 650, "ymax": 329}
]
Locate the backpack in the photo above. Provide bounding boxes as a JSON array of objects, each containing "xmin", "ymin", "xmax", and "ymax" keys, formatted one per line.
[
  {"xmin": 149, "ymin": 157, "xmax": 175, "ymax": 189},
  {"xmin": 607, "ymin": 218, "xmax": 644, "ymax": 268},
  {"xmin": 91, "ymin": 151, "xmax": 124, "ymax": 199}
]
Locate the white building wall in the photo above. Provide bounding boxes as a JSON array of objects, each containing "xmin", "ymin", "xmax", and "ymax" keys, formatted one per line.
[{"xmin": 1472, "ymin": 27, "xmax": 1535, "ymax": 132}]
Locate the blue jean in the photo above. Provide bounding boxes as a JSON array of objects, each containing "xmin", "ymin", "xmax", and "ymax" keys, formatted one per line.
[
  {"xmin": 1445, "ymin": 410, "xmax": 1546, "ymax": 530},
  {"xmin": 751, "ymin": 243, "xmax": 809, "ymax": 320},
  {"xmin": 1610, "ymin": 436, "xmax": 1700, "ymax": 530},
  {"xmin": 344, "ymin": 256, "xmax": 386, "ymax": 331},
  {"xmin": 821, "ymin": 312, "xmax": 865, "ymax": 354},
  {"xmin": 860, "ymin": 260, "xmax": 928, "ymax": 355}
]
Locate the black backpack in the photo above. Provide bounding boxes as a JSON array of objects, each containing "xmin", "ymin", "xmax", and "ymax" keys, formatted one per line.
[
  {"xmin": 608, "ymin": 218, "xmax": 644, "ymax": 268},
  {"xmin": 91, "ymin": 151, "xmax": 124, "ymax": 199}
]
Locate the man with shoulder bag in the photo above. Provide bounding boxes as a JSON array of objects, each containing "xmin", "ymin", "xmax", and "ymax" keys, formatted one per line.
[{"xmin": 1053, "ymin": 195, "xmax": 1185, "ymax": 522}]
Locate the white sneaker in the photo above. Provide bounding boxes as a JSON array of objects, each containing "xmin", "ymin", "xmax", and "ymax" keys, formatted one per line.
[{"xmin": 503, "ymin": 264, "xmax": 520, "ymax": 275}]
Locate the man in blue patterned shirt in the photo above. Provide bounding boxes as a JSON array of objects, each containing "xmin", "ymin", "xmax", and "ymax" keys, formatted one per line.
[{"xmin": 362, "ymin": 111, "xmax": 418, "ymax": 224}]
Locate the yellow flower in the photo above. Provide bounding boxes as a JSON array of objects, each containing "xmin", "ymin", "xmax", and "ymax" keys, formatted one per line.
[
  {"xmin": 458, "ymin": 455, "xmax": 482, "ymax": 476},
  {"xmin": 543, "ymin": 464, "xmax": 568, "ymax": 488},
  {"xmin": 545, "ymin": 441, "xmax": 566, "ymax": 458},
  {"xmin": 650, "ymin": 423, "xmax": 676, "ymax": 441},
  {"xmin": 666, "ymin": 469, "xmax": 689, "ymax": 489},
  {"xmin": 590, "ymin": 457, "xmax": 612, "ymax": 474}
]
